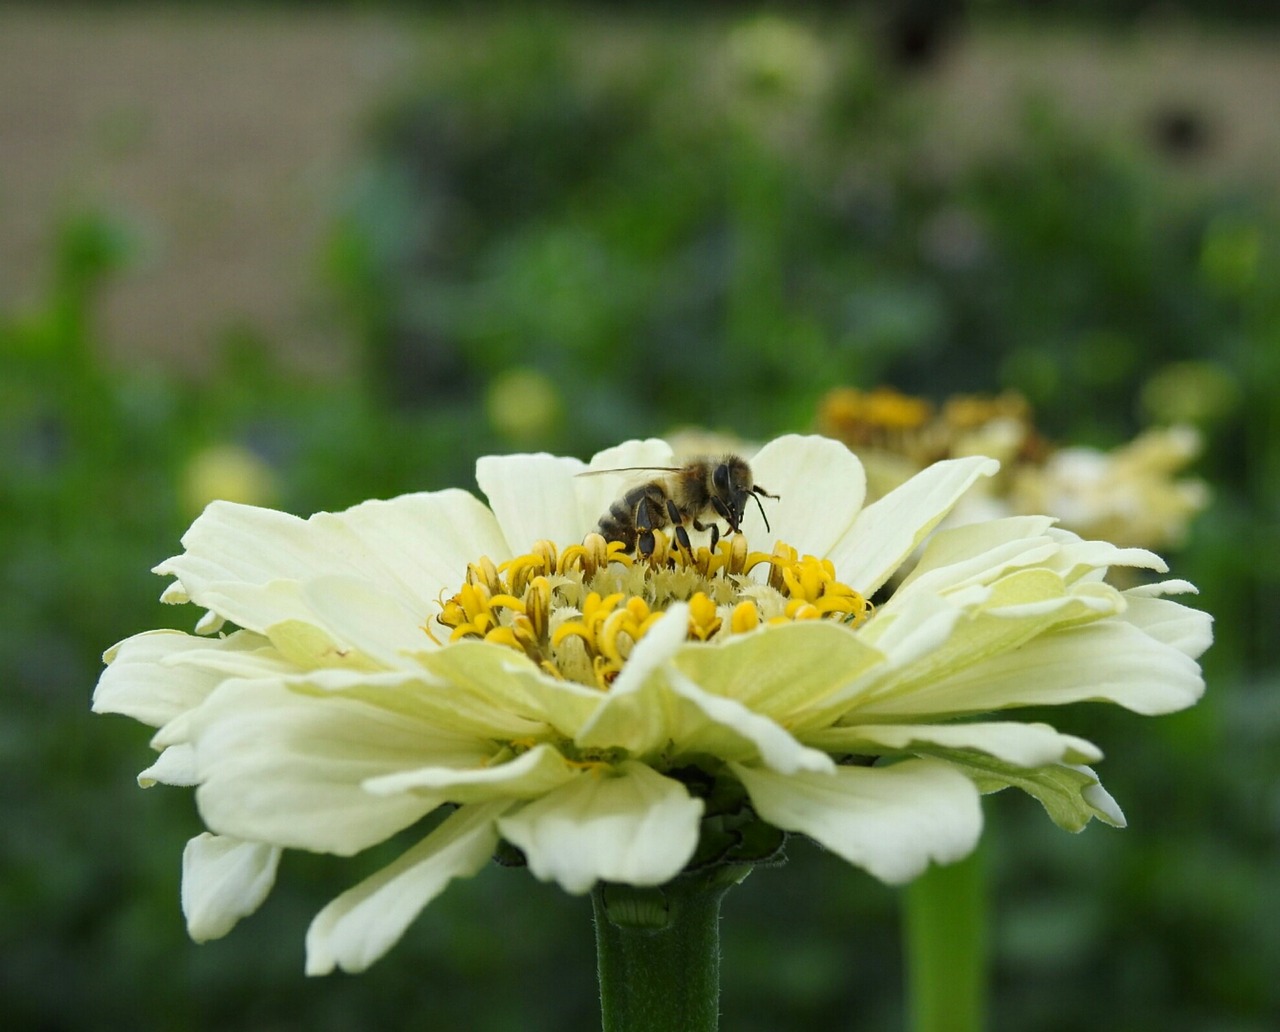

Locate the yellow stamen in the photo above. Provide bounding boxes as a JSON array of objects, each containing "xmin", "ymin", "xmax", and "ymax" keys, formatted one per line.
[
  {"xmin": 433, "ymin": 528, "xmax": 873, "ymax": 687},
  {"xmin": 730, "ymin": 600, "xmax": 760, "ymax": 634},
  {"xmin": 687, "ymin": 592, "xmax": 722, "ymax": 641}
]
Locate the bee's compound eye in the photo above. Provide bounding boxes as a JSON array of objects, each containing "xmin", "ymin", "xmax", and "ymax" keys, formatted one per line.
[{"xmin": 713, "ymin": 463, "xmax": 730, "ymax": 493}]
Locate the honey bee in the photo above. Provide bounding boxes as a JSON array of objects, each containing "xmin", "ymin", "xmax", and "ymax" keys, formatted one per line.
[{"xmin": 582, "ymin": 455, "xmax": 779, "ymax": 556}]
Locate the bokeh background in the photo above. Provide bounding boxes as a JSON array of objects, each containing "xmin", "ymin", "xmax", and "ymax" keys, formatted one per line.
[{"xmin": 3, "ymin": 3, "xmax": 1277, "ymax": 1030}]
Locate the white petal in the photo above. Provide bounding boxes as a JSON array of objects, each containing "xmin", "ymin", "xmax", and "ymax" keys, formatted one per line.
[
  {"xmin": 576, "ymin": 658, "xmax": 834, "ymax": 774},
  {"xmin": 741, "ymin": 435, "xmax": 866, "ymax": 557},
  {"xmin": 278, "ymin": 661, "xmax": 549, "ymax": 741},
  {"xmin": 1125, "ymin": 578, "xmax": 1198, "ymax": 597},
  {"xmin": 829, "ymin": 456, "xmax": 1000, "ymax": 595},
  {"xmin": 138, "ymin": 743, "xmax": 198, "ymax": 787},
  {"xmin": 1078, "ymin": 768, "xmax": 1126, "ymax": 828},
  {"xmin": 94, "ymin": 629, "xmax": 270, "ymax": 727},
  {"xmin": 669, "ymin": 621, "xmax": 886, "ymax": 727},
  {"xmin": 297, "ymin": 574, "xmax": 437, "ymax": 664},
  {"xmin": 155, "ymin": 491, "xmax": 506, "ymax": 634},
  {"xmin": 305, "ymin": 802, "xmax": 505, "ymax": 975},
  {"xmin": 1047, "ymin": 535, "xmax": 1168, "ymax": 581},
  {"xmin": 805, "ymin": 721, "xmax": 1102, "ymax": 766},
  {"xmin": 852, "ymin": 618, "xmax": 1205, "ymax": 719},
  {"xmin": 363, "ymin": 743, "xmax": 578, "ymax": 801},
  {"xmin": 190, "ymin": 678, "xmax": 491, "ymax": 854},
  {"xmin": 731, "ymin": 759, "xmax": 983, "ymax": 884},
  {"xmin": 415, "ymin": 641, "xmax": 605, "ymax": 739},
  {"xmin": 476, "ymin": 452, "xmax": 587, "ymax": 551},
  {"xmin": 1121, "ymin": 591, "xmax": 1213, "ymax": 660},
  {"xmin": 497, "ymin": 762, "xmax": 703, "ymax": 894},
  {"xmin": 181, "ymin": 833, "xmax": 281, "ymax": 942},
  {"xmin": 895, "ymin": 516, "xmax": 1059, "ymax": 596}
]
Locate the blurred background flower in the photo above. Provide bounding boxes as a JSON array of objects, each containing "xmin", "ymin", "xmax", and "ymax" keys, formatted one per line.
[{"xmin": 3, "ymin": 4, "xmax": 1278, "ymax": 1031}]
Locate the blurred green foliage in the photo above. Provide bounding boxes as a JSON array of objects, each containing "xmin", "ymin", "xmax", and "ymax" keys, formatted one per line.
[{"xmin": 3, "ymin": 11, "xmax": 1278, "ymax": 1032}]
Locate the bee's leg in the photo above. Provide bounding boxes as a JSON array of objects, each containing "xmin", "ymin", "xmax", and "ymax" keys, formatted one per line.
[
  {"xmin": 636, "ymin": 497, "xmax": 658, "ymax": 557},
  {"xmin": 689, "ymin": 517, "xmax": 721, "ymax": 553},
  {"xmin": 674, "ymin": 523, "xmax": 693, "ymax": 555}
]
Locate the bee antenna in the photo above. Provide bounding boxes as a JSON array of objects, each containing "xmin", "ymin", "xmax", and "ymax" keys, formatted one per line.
[{"xmin": 752, "ymin": 491, "xmax": 772, "ymax": 534}]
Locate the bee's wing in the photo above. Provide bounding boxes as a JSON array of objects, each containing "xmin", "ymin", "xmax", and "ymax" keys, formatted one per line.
[{"xmin": 574, "ymin": 466, "xmax": 682, "ymax": 478}]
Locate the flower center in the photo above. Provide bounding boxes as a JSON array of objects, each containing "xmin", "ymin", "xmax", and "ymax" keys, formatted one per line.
[{"xmin": 432, "ymin": 531, "xmax": 872, "ymax": 688}]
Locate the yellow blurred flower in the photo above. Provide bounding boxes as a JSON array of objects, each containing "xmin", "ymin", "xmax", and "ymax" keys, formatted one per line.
[
  {"xmin": 817, "ymin": 386, "xmax": 1206, "ymax": 550},
  {"xmin": 181, "ymin": 444, "xmax": 277, "ymax": 514}
]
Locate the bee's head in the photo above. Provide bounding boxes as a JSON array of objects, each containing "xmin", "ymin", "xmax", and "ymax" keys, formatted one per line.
[{"xmin": 711, "ymin": 457, "xmax": 774, "ymax": 534}]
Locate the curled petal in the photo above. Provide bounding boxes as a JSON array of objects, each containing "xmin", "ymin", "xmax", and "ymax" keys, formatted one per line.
[
  {"xmin": 497, "ymin": 762, "xmax": 703, "ymax": 895},
  {"xmin": 805, "ymin": 721, "xmax": 1102, "ymax": 767},
  {"xmin": 181, "ymin": 833, "xmax": 281, "ymax": 942},
  {"xmin": 829, "ymin": 456, "xmax": 1000, "ymax": 596},
  {"xmin": 305, "ymin": 802, "xmax": 506, "ymax": 975},
  {"xmin": 155, "ymin": 491, "xmax": 509, "ymax": 632},
  {"xmin": 363, "ymin": 743, "xmax": 578, "ymax": 801},
  {"xmin": 1121, "ymin": 589, "xmax": 1213, "ymax": 660},
  {"xmin": 947, "ymin": 756, "xmax": 1127, "ymax": 831},
  {"xmin": 854, "ymin": 618, "xmax": 1205, "ymax": 719},
  {"xmin": 732, "ymin": 759, "xmax": 983, "ymax": 885},
  {"xmin": 94, "ymin": 629, "xmax": 271, "ymax": 728},
  {"xmin": 190, "ymin": 679, "xmax": 491, "ymax": 855},
  {"xmin": 139, "ymin": 743, "xmax": 198, "ymax": 787}
]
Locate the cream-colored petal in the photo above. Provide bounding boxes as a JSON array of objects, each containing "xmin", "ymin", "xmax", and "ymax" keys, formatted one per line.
[
  {"xmin": 574, "ymin": 604, "xmax": 827, "ymax": 766},
  {"xmin": 305, "ymin": 802, "xmax": 506, "ymax": 976},
  {"xmin": 296, "ymin": 575, "xmax": 437, "ymax": 664},
  {"xmin": 895, "ymin": 516, "xmax": 1059, "ymax": 596},
  {"xmin": 731, "ymin": 759, "xmax": 983, "ymax": 884},
  {"xmin": 414, "ymin": 641, "xmax": 605, "ymax": 739},
  {"xmin": 1124, "ymin": 578, "xmax": 1198, "ymax": 597},
  {"xmin": 280, "ymin": 662, "xmax": 547, "ymax": 741},
  {"xmin": 138, "ymin": 743, "xmax": 198, "ymax": 787},
  {"xmin": 851, "ymin": 618, "xmax": 1204, "ymax": 719},
  {"xmin": 669, "ymin": 621, "xmax": 886, "ymax": 726},
  {"xmin": 1045, "ymin": 534, "xmax": 1168, "ymax": 582},
  {"xmin": 155, "ymin": 490, "xmax": 507, "ymax": 623},
  {"xmin": 190, "ymin": 678, "xmax": 491, "ymax": 855},
  {"xmin": 181, "ymin": 833, "xmax": 281, "ymax": 942},
  {"xmin": 828, "ymin": 456, "xmax": 1000, "ymax": 595},
  {"xmin": 804, "ymin": 721, "xmax": 1102, "ymax": 767},
  {"xmin": 174, "ymin": 576, "xmax": 431, "ymax": 673},
  {"xmin": 740, "ymin": 435, "xmax": 866, "ymax": 557},
  {"xmin": 497, "ymin": 762, "xmax": 703, "ymax": 894},
  {"xmin": 476, "ymin": 452, "xmax": 587, "ymax": 552},
  {"xmin": 1121, "ymin": 590, "xmax": 1213, "ymax": 660},
  {"xmin": 363, "ymin": 743, "xmax": 578, "ymax": 801},
  {"xmin": 94, "ymin": 629, "xmax": 271, "ymax": 727},
  {"xmin": 576, "ymin": 660, "xmax": 834, "ymax": 774}
]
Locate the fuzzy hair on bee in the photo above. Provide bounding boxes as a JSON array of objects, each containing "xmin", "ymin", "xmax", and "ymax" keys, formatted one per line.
[{"xmin": 579, "ymin": 454, "xmax": 778, "ymax": 557}]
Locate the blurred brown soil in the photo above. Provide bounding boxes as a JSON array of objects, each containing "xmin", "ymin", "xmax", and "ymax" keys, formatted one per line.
[{"xmin": 1, "ymin": 8, "xmax": 1277, "ymax": 376}]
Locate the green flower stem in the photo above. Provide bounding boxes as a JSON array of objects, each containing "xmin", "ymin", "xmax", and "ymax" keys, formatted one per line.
[
  {"xmin": 904, "ymin": 845, "xmax": 988, "ymax": 1032},
  {"xmin": 592, "ymin": 868, "xmax": 744, "ymax": 1032}
]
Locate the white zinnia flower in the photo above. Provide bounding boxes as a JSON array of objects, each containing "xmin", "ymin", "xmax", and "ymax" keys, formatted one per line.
[{"xmin": 92, "ymin": 435, "xmax": 1210, "ymax": 976}]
